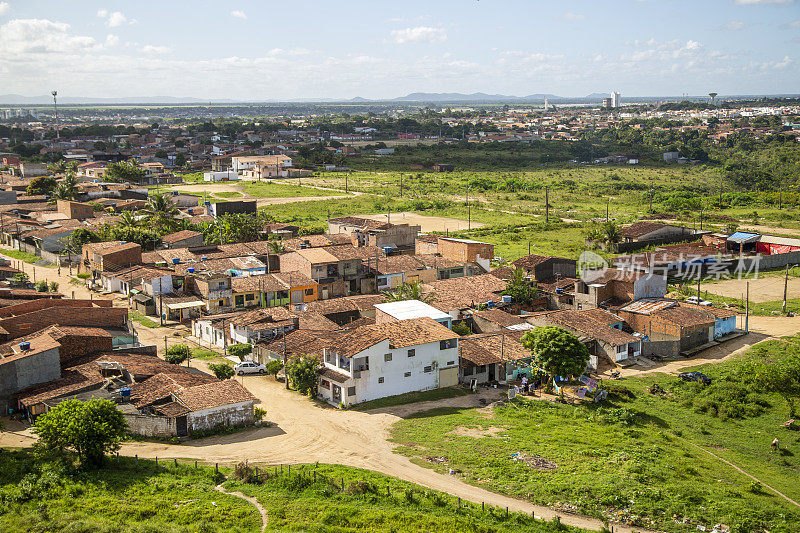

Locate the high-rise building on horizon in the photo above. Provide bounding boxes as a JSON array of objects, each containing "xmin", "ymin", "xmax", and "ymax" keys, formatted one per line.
[{"xmin": 611, "ymin": 91, "xmax": 621, "ymax": 108}]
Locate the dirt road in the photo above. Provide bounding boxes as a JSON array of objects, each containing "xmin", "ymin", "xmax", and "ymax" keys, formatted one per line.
[{"xmin": 356, "ymin": 211, "xmax": 485, "ymax": 232}]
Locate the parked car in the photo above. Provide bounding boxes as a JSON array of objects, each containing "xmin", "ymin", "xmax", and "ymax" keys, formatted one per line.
[
  {"xmin": 685, "ymin": 296, "xmax": 713, "ymax": 307},
  {"xmin": 233, "ymin": 361, "xmax": 266, "ymax": 375},
  {"xmin": 679, "ymin": 371, "xmax": 711, "ymax": 385}
]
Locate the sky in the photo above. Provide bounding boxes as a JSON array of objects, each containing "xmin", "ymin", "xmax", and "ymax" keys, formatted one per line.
[{"xmin": 0, "ymin": 0, "xmax": 798, "ymax": 100}]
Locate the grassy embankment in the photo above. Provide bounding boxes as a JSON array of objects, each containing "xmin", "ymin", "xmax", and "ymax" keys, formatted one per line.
[
  {"xmin": 390, "ymin": 336, "xmax": 800, "ymax": 532},
  {"xmin": 0, "ymin": 451, "xmax": 588, "ymax": 533}
]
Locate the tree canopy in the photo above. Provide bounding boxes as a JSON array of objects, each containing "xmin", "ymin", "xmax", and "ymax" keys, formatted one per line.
[
  {"xmin": 285, "ymin": 356, "xmax": 319, "ymax": 395},
  {"xmin": 33, "ymin": 398, "xmax": 127, "ymax": 467},
  {"xmin": 522, "ymin": 326, "xmax": 590, "ymax": 382}
]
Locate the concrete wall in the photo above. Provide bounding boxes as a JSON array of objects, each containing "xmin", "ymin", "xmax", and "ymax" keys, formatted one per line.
[
  {"xmin": 633, "ymin": 274, "xmax": 667, "ymax": 300},
  {"xmin": 188, "ymin": 401, "xmax": 255, "ymax": 431},
  {"xmin": 0, "ymin": 347, "xmax": 61, "ymax": 411},
  {"xmin": 641, "ymin": 340, "xmax": 681, "ymax": 357},
  {"xmin": 124, "ymin": 412, "xmax": 176, "ymax": 438}
]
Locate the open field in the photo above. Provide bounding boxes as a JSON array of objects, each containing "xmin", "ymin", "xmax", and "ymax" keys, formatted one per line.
[
  {"xmin": 390, "ymin": 337, "xmax": 800, "ymax": 532},
  {"xmin": 356, "ymin": 211, "xmax": 486, "ymax": 232},
  {"xmin": 704, "ymin": 274, "xmax": 800, "ymax": 303}
]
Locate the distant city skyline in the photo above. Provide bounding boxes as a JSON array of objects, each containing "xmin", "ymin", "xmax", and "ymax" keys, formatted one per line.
[{"xmin": 0, "ymin": 0, "xmax": 798, "ymax": 100}]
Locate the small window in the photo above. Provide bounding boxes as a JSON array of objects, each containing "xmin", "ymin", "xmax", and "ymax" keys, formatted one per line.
[
  {"xmin": 347, "ymin": 386, "xmax": 356, "ymax": 396},
  {"xmin": 407, "ymin": 349, "xmax": 416, "ymax": 357},
  {"xmin": 464, "ymin": 366, "xmax": 474, "ymax": 376},
  {"xmin": 439, "ymin": 339, "xmax": 456, "ymax": 350},
  {"xmin": 423, "ymin": 366, "xmax": 432, "ymax": 373},
  {"xmin": 384, "ymin": 353, "xmax": 392, "ymax": 362},
  {"xmin": 446, "ymin": 360, "xmax": 455, "ymax": 366},
  {"xmin": 305, "ymin": 288, "xmax": 314, "ymax": 296},
  {"xmin": 378, "ymin": 377, "xmax": 384, "ymax": 384},
  {"xmin": 478, "ymin": 365, "xmax": 486, "ymax": 372},
  {"xmin": 404, "ymin": 371, "xmax": 411, "ymax": 378},
  {"xmin": 245, "ymin": 293, "xmax": 255, "ymax": 301}
]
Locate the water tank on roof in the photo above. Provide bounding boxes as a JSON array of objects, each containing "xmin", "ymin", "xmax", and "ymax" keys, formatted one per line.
[
  {"xmin": 187, "ymin": 208, "xmax": 193, "ymax": 214},
  {"xmin": 119, "ymin": 387, "xmax": 131, "ymax": 399},
  {"xmin": 204, "ymin": 201, "xmax": 211, "ymax": 206},
  {"xmin": 501, "ymin": 295, "xmax": 512, "ymax": 304},
  {"xmin": 119, "ymin": 241, "xmax": 126, "ymax": 245},
  {"xmin": 201, "ymin": 256, "xmax": 208, "ymax": 261},
  {"xmin": 382, "ymin": 246, "xmax": 392, "ymax": 255},
  {"xmin": 299, "ymin": 244, "xmax": 307, "ymax": 249},
  {"xmin": 18, "ymin": 341, "xmax": 30, "ymax": 351},
  {"xmin": 172, "ymin": 258, "xmax": 180, "ymax": 264},
  {"xmin": 486, "ymin": 300, "xmax": 494, "ymax": 308},
  {"xmin": 187, "ymin": 267, "xmax": 195, "ymax": 274},
  {"xmin": 172, "ymin": 191, "xmax": 178, "ymax": 195}
]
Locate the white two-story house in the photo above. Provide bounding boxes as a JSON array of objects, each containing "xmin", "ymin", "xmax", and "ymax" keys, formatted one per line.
[{"xmin": 317, "ymin": 317, "xmax": 460, "ymax": 407}]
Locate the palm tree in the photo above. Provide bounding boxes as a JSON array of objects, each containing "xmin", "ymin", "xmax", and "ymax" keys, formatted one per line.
[
  {"xmin": 268, "ymin": 240, "xmax": 286, "ymax": 255},
  {"xmin": 50, "ymin": 173, "xmax": 79, "ymax": 202},
  {"xmin": 384, "ymin": 281, "xmax": 434, "ymax": 303},
  {"xmin": 117, "ymin": 211, "xmax": 140, "ymax": 229},
  {"xmin": 142, "ymin": 194, "xmax": 179, "ymax": 232}
]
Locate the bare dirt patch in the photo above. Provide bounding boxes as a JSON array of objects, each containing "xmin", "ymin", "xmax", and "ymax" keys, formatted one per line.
[
  {"xmin": 356, "ymin": 211, "xmax": 485, "ymax": 232},
  {"xmin": 449, "ymin": 426, "xmax": 506, "ymax": 438},
  {"xmin": 704, "ymin": 275, "xmax": 800, "ymax": 303}
]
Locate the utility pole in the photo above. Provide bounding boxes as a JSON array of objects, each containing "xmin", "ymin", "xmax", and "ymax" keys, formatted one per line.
[
  {"xmin": 783, "ymin": 263, "xmax": 791, "ymax": 314},
  {"xmin": 158, "ymin": 278, "xmax": 164, "ymax": 326},
  {"xmin": 745, "ymin": 281, "xmax": 750, "ymax": 333},
  {"xmin": 52, "ymin": 90, "xmax": 59, "ymax": 141},
  {"xmin": 606, "ymin": 198, "xmax": 609, "ymax": 222},
  {"xmin": 545, "ymin": 187, "xmax": 549, "ymax": 226},
  {"xmin": 282, "ymin": 325, "xmax": 289, "ymax": 390}
]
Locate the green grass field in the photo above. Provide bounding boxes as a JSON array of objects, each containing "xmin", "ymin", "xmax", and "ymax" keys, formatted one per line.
[
  {"xmin": 389, "ymin": 338, "xmax": 800, "ymax": 532},
  {"xmin": 225, "ymin": 462, "xmax": 587, "ymax": 532},
  {"xmin": 0, "ymin": 452, "xmax": 587, "ymax": 533},
  {"xmin": 239, "ymin": 180, "xmax": 345, "ymax": 198},
  {"xmin": 0, "ymin": 249, "xmax": 43, "ymax": 264},
  {"xmin": 129, "ymin": 310, "xmax": 160, "ymax": 328},
  {"xmin": 0, "ymin": 452, "xmax": 259, "ymax": 532}
]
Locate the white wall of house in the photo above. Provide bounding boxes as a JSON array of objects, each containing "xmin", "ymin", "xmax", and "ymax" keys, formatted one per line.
[
  {"xmin": 633, "ymin": 274, "xmax": 667, "ymax": 300},
  {"xmin": 192, "ymin": 319, "xmax": 227, "ymax": 348},
  {"xmin": 318, "ymin": 337, "xmax": 459, "ymax": 406},
  {"xmin": 145, "ymin": 275, "xmax": 173, "ymax": 296}
]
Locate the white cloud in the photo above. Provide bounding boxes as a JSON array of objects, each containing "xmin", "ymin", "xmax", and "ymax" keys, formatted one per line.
[
  {"xmin": 735, "ymin": 0, "xmax": 794, "ymax": 4},
  {"xmin": 390, "ymin": 26, "xmax": 446, "ymax": 44},
  {"xmin": 721, "ymin": 21, "xmax": 745, "ymax": 30},
  {"xmin": 141, "ymin": 44, "xmax": 172, "ymax": 54},
  {"xmin": 97, "ymin": 9, "xmax": 133, "ymax": 27},
  {"xmin": 0, "ymin": 18, "xmax": 97, "ymax": 54},
  {"xmin": 105, "ymin": 34, "xmax": 119, "ymax": 47},
  {"xmin": 685, "ymin": 40, "xmax": 701, "ymax": 50},
  {"xmin": 0, "ymin": 2, "xmax": 10, "ymax": 16},
  {"xmin": 231, "ymin": 10, "xmax": 247, "ymax": 20},
  {"xmin": 563, "ymin": 12, "xmax": 587, "ymax": 20}
]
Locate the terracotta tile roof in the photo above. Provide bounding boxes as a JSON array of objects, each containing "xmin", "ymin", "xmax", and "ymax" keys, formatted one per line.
[
  {"xmin": 458, "ymin": 331, "xmax": 529, "ymax": 366},
  {"xmin": 318, "ymin": 366, "xmax": 350, "ymax": 383},
  {"xmin": 155, "ymin": 401, "xmax": 191, "ymax": 417},
  {"xmin": 532, "ymin": 309, "xmax": 638, "ymax": 346},
  {"xmin": 258, "ymin": 329, "xmax": 341, "ymax": 360},
  {"xmin": 372, "ymin": 254, "xmax": 426, "ymax": 275},
  {"xmin": 472, "ymin": 309, "xmax": 526, "ymax": 327},
  {"xmin": 489, "ymin": 266, "xmax": 515, "ymax": 280},
  {"xmin": 326, "ymin": 244, "xmax": 382, "ymax": 261},
  {"xmin": 162, "ymin": 229, "xmax": 202, "ymax": 244},
  {"xmin": 423, "ymin": 274, "xmax": 508, "ymax": 312},
  {"xmin": 304, "ymin": 294, "xmax": 386, "ymax": 315},
  {"xmin": 172, "ymin": 379, "xmax": 256, "ymax": 411},
  {"xmin": 329, "ymin": 216, "xmax": 390, "ymax": 230},
  {"xmin": 621, "ymin": 221, "xmax": 669, "ymax": 238},
  {"xmin": 512, "ymin": 254, "xmax": 563, "ymax": 269},
  {"xmin": 680, "ymin": 302, "xmax": 738, "ymax": 319},
  {"xmin": 415, "ymin": 254, "xmax": 463, "ymax": 269},
  {"xmin": 537, "ymin": 277, "xmax": 577, "ymax": 293},
  {"xmin": 326, "ymin": 316, "xmax": 458, "ymax": 358},
  {"xmin": 652, "ymin": 306, "xmax": 716, "ymax": 327},
  {"xmin": 129, "ymin": 372, "xmax": 214, "ymax": 408}
]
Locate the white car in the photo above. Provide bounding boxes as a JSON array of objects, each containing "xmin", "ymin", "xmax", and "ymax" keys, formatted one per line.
[
  {"xmin": 685, "ymin": 296, "xmax": 713, "ymax": 307},
  {"xmin": 233, "ymin": 361, "xmax": 266, "ymax": 375}
]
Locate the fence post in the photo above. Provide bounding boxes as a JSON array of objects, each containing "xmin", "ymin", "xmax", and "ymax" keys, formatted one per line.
[
  {"xmin": 482, "ymin": 502, "xmax": 485, "ymax": 513},
  {"xmin": 288, "ymin": 464, "xmax": 291, "ymax": 475},
  {"xmin": 195, "ymin": 460, "xmax": 198, "ymax": 469},
  {"xmin": 174, "ymin": 458, "xmax": 178, "ymax": 468},
  {"xmin": 155, "ymin": 457, "xmax": 158, "ymax": 466},
  {"xmin": 341, "ymin": 477, "xmax": 344, "ymax": 491},
  {"xmin": 255, "ymin": 466, "xmax": 259, "ymax": 482},
  {"xmin": 215, "ymin": 463, "xmax": 218, "ymax": 474},
  {"xmin": 135, "ymin": 454, "xmax": 138, "ymax": 466},
  {"xmin": 314, "ymin": 471, "xmax": 317, "ymax": 483},
  {"xmin": 458, "ymin": 497, "xmax": 461, "ymax": 508},
  {"xmin": 386, "ymin": 484, "xmax": 390, "ymax": 496},
  {"xmin": 506, "ymin": 506, "xmax": 509, "ymax": 517}
]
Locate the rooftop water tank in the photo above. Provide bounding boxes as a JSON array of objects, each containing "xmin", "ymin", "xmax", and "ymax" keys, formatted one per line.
[
  {"xmin": 486, "ymin": 300, "xmax": 494, "ymax": 308},
  {"xmin": 18, "ymin": 341, "xmax": 30, "ymax": 351},
  {"xmin": 501, "ymin": 295, "xmax": 512, "ymax": 304},
  {"xmin": 172, "ymin": 258, "xmax": 180, "ymax": 264},
  {"xmin": 187, "ymin": 208, "xmax": 193, "ymax": 214},
  {"xmin": 187, "ymin": 267, "xmax": 195, "ymax": 274}
]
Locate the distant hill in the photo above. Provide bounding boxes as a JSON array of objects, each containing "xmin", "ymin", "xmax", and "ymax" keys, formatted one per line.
[
  {"xmin": 584, "ymin": 92, "xmax": 611, "ymax": 99},
  {"xmin": 391, "ymin": 92, "xmax": 563, "ymax": 102}
]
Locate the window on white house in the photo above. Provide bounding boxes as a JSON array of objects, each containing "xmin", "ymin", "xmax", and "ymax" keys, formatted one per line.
[
  {"xmin": 384, "ymin": 353, "xmax": 392, "ymax": 362},
  {"xmin": 463, "ymin": 366, "xmax": 473, "ymax": 376},
  {"xmin": 446, "ymin": 361, "xmax": 455, "ymax": 366},
  {"xmin": 440, "ymin": 339, "xmax": 456, "ymax": 350},
  {"xmin": 423, "ymin": 366, "xmax": 432, "ymax": 373},
  {"xmin": 404, "ymin": 372, "xmax": 411, "ymax": 377},
  {"xmin": 616, "ymin": 344, "xmax": 626, "ymax": 353},
  {"xmin": 407, "ymin": 349, "xmax": 415, "ymax": 357},
  {"xmin": 347, "ymin": 386, "xmax": 356, "ymax": 396},
  {"xmin": 378, "ymin": 377, "xmax": 384, "ymax": 384},
  {"xmin": 478, "ymin": 365, "xmax": 486, "ymax": 372}
]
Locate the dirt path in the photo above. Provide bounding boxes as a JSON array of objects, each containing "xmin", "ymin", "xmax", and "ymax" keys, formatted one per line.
[
  {"xmin": 703, "ymin": 275, "xmax": 800, "ymax": 303},
  {"xmin": 682, "ymin": 439, "xmax": 800, "ymax": 509},
  {"xmin": 215, "ymin": 481, "xmax": 268, "ymax": 532}
]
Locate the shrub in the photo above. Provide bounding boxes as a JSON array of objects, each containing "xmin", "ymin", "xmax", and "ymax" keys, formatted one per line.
[
  {"xmin": 164, "ymin": 345, "xmax": 189, "ymax": 365},
  {"xmin": 254, "ymin": 407, "xmax": 267, "ymax": 423},
  {"xmin": 76, "ymin": 273, "xmax": 91, "ymax": 280},
  {"xmin": 209, "ymin": 362, "xmax": 235, "ymax": 380},
  {"xmin": 34, "ymin": 281, "xmax": 48, "ymax": 292},
  {"xmin": 48, "ymin": 281, "xmax": 59, "ymax": 293},
  {"xmin": 227, "ymin": 343, "xmax": 252, "ymax": 360},
  {"xmin": 451, "ymin": 321, "xmax": 471, "ymax": 336},
  {"xmin": 12, "ymin": 272, "xmax": 30, "ymax": 284},
  {"xmin": 265, "ymin": 360, "xmax": 283, "ymax": 379}
]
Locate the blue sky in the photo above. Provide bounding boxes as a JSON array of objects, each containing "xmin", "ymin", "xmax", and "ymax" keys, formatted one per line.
[{"xmin": 0, "ymin": 0, "xmax": 798, "ymax": 100}]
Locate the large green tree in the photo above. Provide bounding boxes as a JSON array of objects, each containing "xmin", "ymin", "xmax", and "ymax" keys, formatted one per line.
[
  {"xmin": 383, "ymin": 281, "xmax": 433, "ymax": 303},
  {"xmin": 522, "ymin": 326, "xmax": 590, "ymax": 383},
  {"xmin": 51, "ymin": 173, "xmax": 79, "ymax": 201},
  {"xmin": 285, "ymin": 356, "xmax": 319, "ymax": 395},
  {"xmin": 142, "ymin": 194, "xmax": 180, "ymax": 234},
  {"xmin": 33, "ymin": 398, "xmax": 127, "ymax": 467},
  {"xmin": 26, "ymin": 175, "xmax": 57, "ymax": 196},
  {"xmin": 501, "ymin": 267, "xmax": 539, "ymax": 306},
  {"xmin": 105, "ymin": 161, "xmax": 146, "ymax": 183}
]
